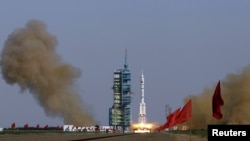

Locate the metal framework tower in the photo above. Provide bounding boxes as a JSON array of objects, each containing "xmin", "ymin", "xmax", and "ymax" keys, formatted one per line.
[
  {"xmin": 165, "ymin": 104, "xmax": 172, "ymax": 117},
  {"xmin": 109, "ymin": 50, "xmax": 132, "ymax": 133}
]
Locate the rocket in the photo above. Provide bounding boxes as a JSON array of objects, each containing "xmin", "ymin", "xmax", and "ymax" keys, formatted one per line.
[{"xmin": 139, "ymin": 71, "xmax": 146, "ymax": 123}]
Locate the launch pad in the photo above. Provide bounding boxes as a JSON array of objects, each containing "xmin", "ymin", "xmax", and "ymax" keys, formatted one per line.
[{"xmin": 131, "ymin": 122, "xmax": 153, "ymax": 133}]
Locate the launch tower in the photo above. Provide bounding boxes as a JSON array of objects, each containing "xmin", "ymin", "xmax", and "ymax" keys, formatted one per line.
[{"xmin": 109, "ymin": 50, "xmax": 132, "ymax": 133}]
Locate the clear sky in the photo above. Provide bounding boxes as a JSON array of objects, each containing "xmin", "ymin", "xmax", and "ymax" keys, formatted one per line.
[{"xmin": 0, "ymin": 0, "xmax": 250, "ymax": 128}]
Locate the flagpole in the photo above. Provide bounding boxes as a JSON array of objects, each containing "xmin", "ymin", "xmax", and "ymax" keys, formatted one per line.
[
  {"xmin": 171, "ymin": 127, "xmax": 173, "ymax": 141},
  {"xmin": 176, "ymin": 126, "xmax": 178, "ymax": 141},
  {"xmin": 189, "ymin": 118, "xmax": 193, "ymax": 141},
  {"xmin": 189, "ymin": 128, "xmax": 191, "ymax": 141}
]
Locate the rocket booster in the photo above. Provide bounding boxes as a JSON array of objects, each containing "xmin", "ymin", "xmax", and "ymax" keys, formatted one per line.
[{"xmin": 139, "ymin": 71, "xmax": 146, "ymax": 116}]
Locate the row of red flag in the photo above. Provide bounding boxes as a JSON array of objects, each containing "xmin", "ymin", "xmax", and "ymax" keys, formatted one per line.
[
  {"xmin": 156, "ymin": 99, "xmax": 192, "ymax": 131},
  {"xmin": 11, "ymin": 123, "xmax": 57, "ymax": 129},
  {"xmin": 156, "ymin": 80, "xmax": 224, "ymax": 131}
]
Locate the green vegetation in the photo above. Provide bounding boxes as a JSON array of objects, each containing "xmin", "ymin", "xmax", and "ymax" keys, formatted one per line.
[{"xmin": 168, "ymin": 130, "xmax": 207, "ymax": 138}]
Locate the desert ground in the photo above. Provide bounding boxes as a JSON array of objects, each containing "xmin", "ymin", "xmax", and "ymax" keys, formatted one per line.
[{"xmin": 0, "ymin": 132, "xmax": 207, "ymax": 141}]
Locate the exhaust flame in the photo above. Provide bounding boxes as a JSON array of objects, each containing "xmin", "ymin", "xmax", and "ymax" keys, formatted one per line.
[
  {"xmin": 0, "ymin": 19, "xmax": 95, "ymax": 126},
  {"xmin": 184, "ymin": 66, "xmax": 250, "ymax": 129}
]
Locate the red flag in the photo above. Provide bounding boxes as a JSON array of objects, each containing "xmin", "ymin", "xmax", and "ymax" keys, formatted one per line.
[
  {"xmin": 166, "ymin": 107, "xmax": 181, "ymax": 128},
  {"xmin": 11, "ymin": 122, "xmax": 16, "ymax": 129},
  {"xmin": 57, "ymin": 125, "xmax": 63, "ymax": 129},
  {"xmin": 36, "ymin": 124, "xmax": 40, "ymax": 129},
  {"xmin": 155, "ymin": 124, "xmax": 163, "ymax": 132},
  {"xmin": 24, "ymin": 123, "xmax": 29, "ymax": 129},
  {"xmin": 175, "ymin": 99, "xmax": 192, "ymax": 124},
  {"xmin": 157, "ymin": 107, "xmax": 181, "ymax": 131},
  {"xmin": 167, "ymin": 108, "xmax": 181, "ymax": 127},
  {"xmin": 212, "ymin": 80, "xmax": 224, "ymax": 120}
]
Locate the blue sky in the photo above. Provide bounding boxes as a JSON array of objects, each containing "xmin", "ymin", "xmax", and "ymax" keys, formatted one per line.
[{"xmin": 0, "ymin": 0, "xmax": 250, "ymax": 128}]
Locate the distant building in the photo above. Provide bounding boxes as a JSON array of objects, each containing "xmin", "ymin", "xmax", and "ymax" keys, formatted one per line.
[{"xmin": 109, "ymin": 50, "xmax": 132, "ymax": 133}]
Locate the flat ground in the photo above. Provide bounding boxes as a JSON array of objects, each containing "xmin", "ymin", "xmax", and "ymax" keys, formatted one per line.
[{"xmin": 0, "ymin": 132, "xmax": 207, "ymax": 141}]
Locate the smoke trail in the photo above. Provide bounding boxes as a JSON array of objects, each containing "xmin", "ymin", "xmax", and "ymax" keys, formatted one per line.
[
  {"xmin": 183, "ymin": 66, "xmax": 250, "ymax": 129},
  {"xmin": 0, "ymin": 19, "xmax": 95, "ymax": 126}
]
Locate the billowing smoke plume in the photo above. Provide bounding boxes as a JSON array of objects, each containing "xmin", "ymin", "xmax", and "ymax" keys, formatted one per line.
[
  {"xmin": 0, "ymin": 19, "xmax": 95, "ymax": 126},
  {"xmin": 184, "ymin": 66, "xmax": 250, "ymax": 129}
]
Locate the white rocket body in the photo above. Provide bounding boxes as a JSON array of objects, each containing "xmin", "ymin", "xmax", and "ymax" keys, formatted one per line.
[{"xmin": 139, "ymin": 71, "xmax": 146, "ymax": 123}]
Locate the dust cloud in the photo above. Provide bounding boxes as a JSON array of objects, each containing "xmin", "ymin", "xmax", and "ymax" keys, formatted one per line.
[
  {"xmin": 0, "ymin": 19, "xmax": 95, "ymax": 126},
  {"xmin": 184, "ymin": 66, "xmax": 250, "ymax": 129}
]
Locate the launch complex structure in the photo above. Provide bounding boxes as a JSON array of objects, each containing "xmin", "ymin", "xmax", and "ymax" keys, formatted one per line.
[
  {"xmin": 109, "ymin": 50, "xmax": 153, "ymax": 133},
  {"xmin": 109, "ymin": 50, "xmax": 132, "ymax": 133}
]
